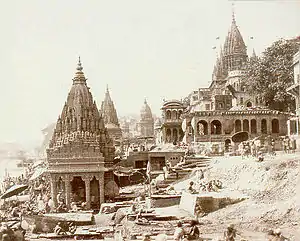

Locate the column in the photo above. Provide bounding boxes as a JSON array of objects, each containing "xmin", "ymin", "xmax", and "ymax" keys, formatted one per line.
[
  {"xmin": 170, "ymin": 128, "xmax": 173, "ymax": 143},
  {"xmin": 296, "ymin": 119, "xmax": 299, "ymax": 135},
  {"xmin": 257, "ymin": 119, "xmax": 261, "ymax": 134},
  {"xmin": 50, "ymin": 174, "xmax": 57, "ymax": 208},
  {"xmin": 99, "ymin": 173, "xmax": 105, "ymax": 206},
  {"xmin": 64, "ymin": 174, "xmax": 71, "ymax": 209},
  {"xmin": 83, "ymin": 175, "xmax": 91, "ymax": 210}
]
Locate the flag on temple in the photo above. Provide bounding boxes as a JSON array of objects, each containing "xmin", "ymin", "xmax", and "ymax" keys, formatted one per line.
[
  {"xmin": 250, "ymin": 37, "xmax": 254, "ymax": 39},
  {"xmin": 212, "ymin": 46, "xmax": 216, "ymax": 49},
  {"xmin": 216, "ymin": 37, "xmax": 220, "ymax": 40},
  {"xmin": 146, "ymin": 161, "xmax": 151, "ymax": 180}
]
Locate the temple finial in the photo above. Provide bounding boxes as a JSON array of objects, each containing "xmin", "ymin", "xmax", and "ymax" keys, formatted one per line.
[
  {"xmin": 77, "ymin": 56, "xmax": 83, "ymax": 71},
  {"xmin": 232, "ymin": 2, "xmax": 236, "ymax": 24},
  {"xmin": 106, "ymin": 84, "xmax": 109, "ymax": 92},
  {"xmin": 144, "ymin": 98, "xmax": 147, "ymax": 104}
]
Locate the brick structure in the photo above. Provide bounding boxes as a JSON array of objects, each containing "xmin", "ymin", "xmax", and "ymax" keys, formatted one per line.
[{"xmin": 46, "ymin": 58, "xmax": 116, "ymax": 210}]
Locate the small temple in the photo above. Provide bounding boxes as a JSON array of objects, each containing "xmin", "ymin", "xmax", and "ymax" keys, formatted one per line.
[
  {"xmin": 137, "ymin": 99, "xmax": 154, "ymax": 138},
  {"xmin": 46, "ymin": 58, "xmax": 116, "ymax": 210}
]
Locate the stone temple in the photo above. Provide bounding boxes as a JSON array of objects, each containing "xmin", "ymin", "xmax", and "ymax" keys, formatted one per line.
[
  {"xmin": 46, "ymin": 58, "xmax": 116, "ymax": 210},
  {"xmin": 157, "ymin": 12, "xmax": 290, "ymax": 153},
  {"xmin": 138, "ymin": 99, "xmax": 154, "ymax": 138},
  {"xmin": 100, "ymin": 86, "xmax": 122, "ymax": 145}
]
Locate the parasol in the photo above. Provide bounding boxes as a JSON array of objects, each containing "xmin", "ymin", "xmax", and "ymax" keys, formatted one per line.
[
  {"xmin": 1, "ymin": 184, "xmax": 28, "ymax": 199},
  {"xmin": 29, "ymin": 166, "xmax": 47, "ymax": 181},
  {"xmin": 231, "ymin": 131, "xmax": 249, "ymax": 143}
]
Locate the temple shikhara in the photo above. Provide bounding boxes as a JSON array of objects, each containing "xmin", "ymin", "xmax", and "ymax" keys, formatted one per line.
[
  {"xmin": 46, "ymin": 58, "xmax": 116, "ymax": 210},
  {"xmin": 100, "ymin": 86, "xmax": 122, "ymax": 145}
]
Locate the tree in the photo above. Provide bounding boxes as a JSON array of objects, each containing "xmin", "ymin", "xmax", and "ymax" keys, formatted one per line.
[{"xmin": 242, "ymin": 38, "xmax": 300, "ymax": 112}]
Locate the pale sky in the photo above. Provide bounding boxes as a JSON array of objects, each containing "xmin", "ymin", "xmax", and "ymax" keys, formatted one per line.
[{"xmin": 0, "ymin": 0, "xmax": 299, "ymax": 149}]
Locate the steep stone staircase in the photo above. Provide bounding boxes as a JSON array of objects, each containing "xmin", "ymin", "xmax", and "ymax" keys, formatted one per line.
[{"xmin": 155, "ymin": 157, "xmax": 212, "ymax": 188}]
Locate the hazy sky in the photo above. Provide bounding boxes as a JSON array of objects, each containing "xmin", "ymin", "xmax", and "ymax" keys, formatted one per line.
[{"xmin": 0, "ymin": 0, "xmax": 299, "ymax": 148}]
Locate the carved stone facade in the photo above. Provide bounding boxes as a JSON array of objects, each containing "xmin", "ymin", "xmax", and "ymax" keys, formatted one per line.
[
  {"xmin": 100, "ymin": 86, "xmax": 122, "ymax": 144},
  {"xmin": 46, "ymin": 58, "xmax": 116, "ymax": 210}
]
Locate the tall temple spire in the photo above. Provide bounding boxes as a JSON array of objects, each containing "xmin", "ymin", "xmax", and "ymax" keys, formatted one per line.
[
  {"xmin": 101, "ymin": 87, "xmax": 120, "ymax": 127},
  {"xmin": 222, "ymin": 7, "xmax": 248, "ymax": 72}
]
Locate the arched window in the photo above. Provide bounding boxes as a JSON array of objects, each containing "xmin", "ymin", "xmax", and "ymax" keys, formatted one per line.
[
  {"xmin": 211, "ymin": 120, "xmax": 222, "ymax": 135},
  {"xmin": 271, "ymin": 119, "xmax": 279, "ymax": 133},
  {"xmin": 172, "ymin": 110, "xmax": 177, "ymax": 119},
  {"xmin": 235, "ymin": 120, "xmax": 241, "ymax": 132},
  {"xmin": 261, "ymin": 119, "xmax": 267, "ymax": 134},
  {"xmin": 178, "ymin": 110, "xmax": 183, "ymax": 119},
  {"xmin": 197, "ymin": 120, "xmax": 208, "ymax": 135},
  {"xmin": 251, "ymin": 119, "xmax": 257, "ymax": 134},
  {"xmin": 243, "ymin": 119, "xmax": 249, "ymax": 132},
  {"xmin": 166, "ymin": 110, "xmax": 171, "ymax": 119}
]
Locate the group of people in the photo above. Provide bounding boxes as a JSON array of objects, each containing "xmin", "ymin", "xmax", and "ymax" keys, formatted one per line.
[{"xmin": 142, "ymin": 221, "xmax": 238, "ymax": 241}]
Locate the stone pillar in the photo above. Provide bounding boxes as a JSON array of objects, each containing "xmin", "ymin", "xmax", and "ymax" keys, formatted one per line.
[
  {"xmin": 83, "ymin": 175, "xmax": 91, "ymax": 210},
  {"xmin": 296, "ymin": 119, "xmax": 299, "ymax": 135},
  {"xmin": 257, "ymin": 119, "xmax": 261, "ymax": 134},
  {"xmin": 170, "ymin": 128, "xmax": 173, "ymax": 143},
  {"xmin": 64, "ymin": 174, "xmax": 71, "ymax": 209},
  {"xmin": 99, "ymin": 173, "xmax": 105, "ymax": 206},
  {"xmin": 50, "ymin": 174, "xmax": 57, "ymax": 208}
]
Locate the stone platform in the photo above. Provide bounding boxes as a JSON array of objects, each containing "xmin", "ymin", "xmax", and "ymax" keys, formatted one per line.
[{"xmin": 179, "ymin": 191, "xmax": 247, "ymax": 216}]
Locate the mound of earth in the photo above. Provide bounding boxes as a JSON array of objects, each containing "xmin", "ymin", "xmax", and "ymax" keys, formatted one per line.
[{"xmin": 196, "ymin": 153, "xmax": 300, "ymax": 240}]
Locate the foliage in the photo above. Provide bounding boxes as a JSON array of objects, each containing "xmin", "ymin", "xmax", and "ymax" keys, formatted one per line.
[{"xmin": 242, "ymin": 38, "xmax": 300, "ymax": 112}]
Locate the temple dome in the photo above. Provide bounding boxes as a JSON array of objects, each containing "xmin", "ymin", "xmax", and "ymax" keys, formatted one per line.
[{"xmin": 140, "ymin": 99, "xmax": 153, "ymax": 120}]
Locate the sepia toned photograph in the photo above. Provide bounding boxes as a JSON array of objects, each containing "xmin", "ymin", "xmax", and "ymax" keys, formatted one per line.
[{"xmin": 0, "ymin": 0, "xmax": 299, "ymax": 240}]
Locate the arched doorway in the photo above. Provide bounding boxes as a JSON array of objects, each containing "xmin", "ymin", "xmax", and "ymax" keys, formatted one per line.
[
  {"xmin": 211, "ymin": 120, "xmax": 222, "ymax": 135},
  {"xmin": 90, "ymin": 176, "xmax": 100, "ymax": 209},
  {"xmin": 166, "ymin": 128, "xmax": 171, "ymax": 143},
  {"xmin": 197, "ymin": 120, "xmax": 208, "ymax": 135},
  {"xmin": 251, "ymin": 119, "xmax": 257, "ymax": 134},
  {"xmin": 225, "ymin": 139, "xmax": 231, "ymax": 152},
  {"xmin": 71, "ymin": 176, "xmax": 86, "ymax": 203},
  {"xmin": 246, "ymin": 102, "xmax": 252, "ymax": 107},
  {"xmin": 271, "ymin": 119, "xmax": 279, "ymax": 133},
  {"xmin": 173, "ymin": 129, "xmax": 178, "ymax": 143},
  {"xmin": 243, "ymin": 119, "xmax": 249, "ymax": 132},
  {"xmin": 261, "ymin": 119, "xmax": 267, "ymax": 134},
  {"xmin": 235, "ymin": 120, "xmax": 241, "ymax": 132}
]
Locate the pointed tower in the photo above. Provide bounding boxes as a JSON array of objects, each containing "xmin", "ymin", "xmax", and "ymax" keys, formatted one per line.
[
  {"xmin": 46, "ymin": 58, "xmax": 117, "ymax": 210},
  {"xmin": 100, "ymin": 86, "xmax": 122, "ymax": 144},
  {"xmin": 222, "ymin": 10, "xmax": 248, "ymax": 72},
  {"xmin": 138, "ymin": 99, "xmax": 154, "ymax": 137},
  {"xmin": 250, "ymin": 48, "xmax": 258, "ymax": 61}
]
